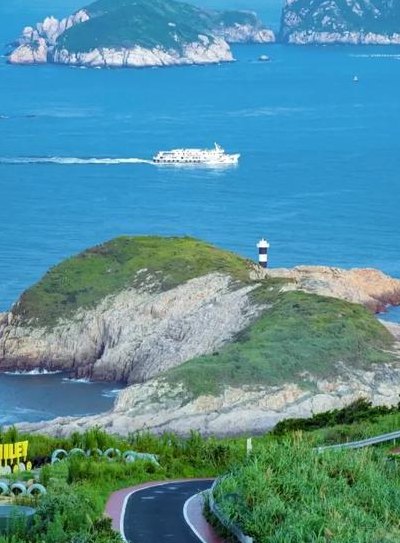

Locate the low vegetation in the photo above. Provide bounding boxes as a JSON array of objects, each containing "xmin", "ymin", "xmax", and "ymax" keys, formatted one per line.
[
  {"xmin": 2, "ymin": 401, "xmax": 400, "ymax": 542},
  {"xmin": 213, "ymin": 439, "xmax": 400, "ymax": 542},
  {"xmin": 14, "ymin": 236, "xmax": 252, "ymax": 325},
  {"xmin": 165, "ymin": 290, "xmax": 393, "ymax": 396}
]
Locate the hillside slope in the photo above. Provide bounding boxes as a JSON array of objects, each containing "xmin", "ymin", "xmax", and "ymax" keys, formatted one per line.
[
  {"xmin": 9, "ymin": 0, "xmax": 275, "ymax": 67},
  {"xmin": 280, "ymin": 0, "xmax": 400, "ymax": 44}
]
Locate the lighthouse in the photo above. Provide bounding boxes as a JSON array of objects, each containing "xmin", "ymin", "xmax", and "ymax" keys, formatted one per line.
[{"xmin": 257, "ymin": 238, "xmax": 270, "ymax": 268}]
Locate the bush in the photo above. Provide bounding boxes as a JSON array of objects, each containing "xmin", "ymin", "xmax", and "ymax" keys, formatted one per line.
[{"xmin": 272, "ymin": 398, "xmax": 399, "ymax": 435}]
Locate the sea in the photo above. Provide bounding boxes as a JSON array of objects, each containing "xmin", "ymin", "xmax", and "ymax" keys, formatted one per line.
[{"xmin": 0, "ymin": 0, "xmax": 399, "ymax": 425}]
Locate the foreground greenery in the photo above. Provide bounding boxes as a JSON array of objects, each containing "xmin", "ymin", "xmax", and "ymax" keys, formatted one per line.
[
  {"xmin": 2, "ymin": 400, "xmax": 400, "ymax": 542},
  {"xmin": 214, "ymin": 439, "xmax": 400, "ymax": 542},
  {"xmin": 0, "ymin": 427, "xmax": 247, "ymax": 543},
  {"xmin": 15, "ymin": 236, "xmax": 252, "ymax": 325},
  {"xmin": 165, "ymin": 290, "xmax": 392, "ymax": 396}
]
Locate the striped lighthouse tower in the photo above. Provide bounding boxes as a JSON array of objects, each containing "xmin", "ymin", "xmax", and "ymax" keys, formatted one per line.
[{"xmin": 257, "ymin": 238, "xmax": 270, "ymax": 268}]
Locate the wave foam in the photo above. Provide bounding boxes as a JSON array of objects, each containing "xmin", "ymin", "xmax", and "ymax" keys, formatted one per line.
[
  {"xmin": 101, "ymin": 388, "xmax": 123, "ymax": 398},
  {"xmin": 4, "ymin": 369, "xmax": 62, "ymax": 376},
  {"xmin": 0, "ymin": 156, "xmax": 153, "ymax": 165},
  {"xmin": 62, "ymin": 377, "xmax": 92, "ymax": 384}
]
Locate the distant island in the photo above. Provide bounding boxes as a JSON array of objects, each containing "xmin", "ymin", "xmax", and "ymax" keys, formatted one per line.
[
  {"xmin": 8, "ymin": 0, "xmax": 275, "ymax": 68},
  {"xmin": 280, "ymin": 0, "xmax": 400, "ymax": 44},
  {"xmin": 2, "ymin": 235, "xmax": 400, "ymax": 436}
]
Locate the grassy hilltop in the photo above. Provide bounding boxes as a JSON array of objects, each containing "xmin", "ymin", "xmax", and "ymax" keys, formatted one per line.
[
  {"xmin": 56, "ymin": 0, "xmax": 265, "ymax": 53},
  {"xmin": 14, "ymin": 236, "xmax": 252, "ymax": 324}
]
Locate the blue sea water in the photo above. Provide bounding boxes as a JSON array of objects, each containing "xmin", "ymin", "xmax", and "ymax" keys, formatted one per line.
[{"xmin": 0, "ymin": 1, "xmax": 400, "ymax": 422}]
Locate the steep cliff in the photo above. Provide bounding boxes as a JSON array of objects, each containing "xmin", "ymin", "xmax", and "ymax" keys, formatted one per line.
[
  {"xmin": 280, "ymin": 0, "xmax": 400, "ymax": 44},
  {"xmin": 2, "ymin": 235, "xmax": 400, "ymax": 436},
  {"xmin": 9, "ymin": 0, "xmax": 274, "ymax": 68}
]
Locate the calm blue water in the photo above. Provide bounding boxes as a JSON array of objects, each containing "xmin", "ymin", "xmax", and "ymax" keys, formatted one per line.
[
  {"xmin": 1, "ymin": 1, "xmax": 400, "ymax": 423},
  {"xmin": 0, "ymin": 373, "xmax": 122, "ymax": 425}
]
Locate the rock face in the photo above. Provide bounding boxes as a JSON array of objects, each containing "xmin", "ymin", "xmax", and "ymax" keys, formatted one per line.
[
  {"xmin": 9, "ymin": 10, "xmax": 89, "ymax": 64},
  {"xmin": 265, "ymin": 266, "xmax": 400, "ymax": 312},
  {"xmin": 8, "ymin": 0, "xmax": 274, "ymax": 68},
  {"xmin": 280, "ymin": 0, "xmax": 400, "ymax": 44},
  {"xmin": 52, "ymin": 38, "xmax": 233, "ymax": 68},
  {"xmin": 15, "ymin": 359, "xmax": 400, "ymax": 437},
  {"xmin": 0, "ymin": 273, "xmax": 260, "ymax": 382},
  {"xmin": 217, "ymin": 24, "xmax": 275, "ymax": 44}
]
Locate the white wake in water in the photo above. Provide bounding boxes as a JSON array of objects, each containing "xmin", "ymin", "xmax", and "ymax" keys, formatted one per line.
[{"xmin": 0, "ymin": 156, "xmax": 153, "ymax": 165}]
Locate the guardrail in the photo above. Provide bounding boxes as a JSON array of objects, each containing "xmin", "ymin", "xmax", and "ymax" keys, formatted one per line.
[
  {"xmin": 208, "ymin": 478, "xmax": 254, "ymax": 543},
  {"xmin": 316, "ymin": 429, "xmax": 400, "ymax": 452}
]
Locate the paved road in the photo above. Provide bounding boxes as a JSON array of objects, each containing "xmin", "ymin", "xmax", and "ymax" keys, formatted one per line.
[{"xmin": 123, "ymin": 480, "xmax": 213, "ymax": 543}]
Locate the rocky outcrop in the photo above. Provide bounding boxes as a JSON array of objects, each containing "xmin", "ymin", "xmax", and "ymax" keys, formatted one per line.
[
  {"xmin": 9, "ymin": 10, "xmax": 89, "ymax": 65},
  {"xmin": 217, "ymin": 24, "xmax": 275, "ymax": 44},
  {"xmin": 52, "ymin": 38, "xmax": 233, "ymax": 68},
  {"xmin": 280, "ymin": 0, "xmax": 400, "ymax": 44},
  {"xmin": 14, "ymin": 359, "xmax": 400, "ymax": 437},
  {"xmin": 265, "ymin": 267, "xmax": 400, "ymax": 312},
  {"xmin": 0, "ymin": 273, "xmax": 261, "ymax": 382}
]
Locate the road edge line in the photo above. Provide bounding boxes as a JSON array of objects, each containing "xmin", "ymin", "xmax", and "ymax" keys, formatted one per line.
[{"xmin": 183, "ymin": 491, "xmax": 208, "ymax": 543}]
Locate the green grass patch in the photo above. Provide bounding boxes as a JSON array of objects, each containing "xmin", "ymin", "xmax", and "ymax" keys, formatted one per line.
[
  {"xmin": 14, "ymin": 236, "xmax": 252, "ymax": 326},
  {"xmin": 214, "ymin": 439, "xmax": 400, "ymax": 542},
  {"xmin": 164, "ymin": 290, "xmax": 393, "ymax": 397}
]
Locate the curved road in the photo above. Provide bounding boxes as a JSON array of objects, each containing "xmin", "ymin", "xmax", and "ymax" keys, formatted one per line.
[{"xmin": 122, "ymin": 480, "xmax": 213, "ymax": 543}]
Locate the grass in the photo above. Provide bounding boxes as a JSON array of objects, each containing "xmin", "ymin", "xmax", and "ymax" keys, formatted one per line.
[
  {"xmin": 14, "ymin": 236, "xmax": 252, "ymax": 326},
  {"xmin": 164, "ymin": 290, "xmax": 393, "ymax": 397},
  {"xmin": 213, "ymin": 439, "xmax": 400, "ymax": 542}
]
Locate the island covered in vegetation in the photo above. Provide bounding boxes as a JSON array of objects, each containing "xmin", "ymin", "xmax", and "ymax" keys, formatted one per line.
[{"xmin": 8, "ymin": 0, "xmax": 274, "ymax": 67}]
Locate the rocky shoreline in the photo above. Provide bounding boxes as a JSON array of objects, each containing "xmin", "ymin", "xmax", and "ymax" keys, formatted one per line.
[
  {"xmin": 13, "ymin": 351, "xmax": 400, "ymax": 437},
  {"xmin": 285, "ymin": 31, "xmax": 400, "ymax": 45}
]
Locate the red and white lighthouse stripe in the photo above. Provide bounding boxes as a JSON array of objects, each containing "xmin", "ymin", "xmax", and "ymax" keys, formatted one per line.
[{"xmin": 257, "ymin": 238, "xmax": 270, "ymax": 268}]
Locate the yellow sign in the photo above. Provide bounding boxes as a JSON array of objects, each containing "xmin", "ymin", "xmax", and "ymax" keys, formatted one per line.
[{"xmin": 0, "ymin": 441, "xmax": 29, "ymax": 466}]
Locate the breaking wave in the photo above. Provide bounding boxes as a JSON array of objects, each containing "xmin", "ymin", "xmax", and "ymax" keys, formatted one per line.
[
  {"xmin": 0, "ymin": 156, "xmax": 153, "ymax": 165},
  {"xmin": 62, "ymin": 377, "xmax": 93, "ymax": 384},
  {"xmin": 4, "ymin": 369, "xmax": 62, "ymax": 376}
]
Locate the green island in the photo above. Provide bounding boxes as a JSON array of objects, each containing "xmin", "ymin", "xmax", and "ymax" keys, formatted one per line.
[
  {"xmin": 2, "ymin": 400, "xmax": 400, "ymax": 542},
  {"xmin": 58, "ymin": 0, "xmax": 264, "ymax": 53}
]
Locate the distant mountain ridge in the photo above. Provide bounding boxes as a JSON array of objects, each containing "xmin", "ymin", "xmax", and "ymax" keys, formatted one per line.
[
  {"xmin": 280, "ymin": 0, "xmax": 400, "ymax": 44},
  {"xmin": 9, "ymin": 0, "xmax": 275, "ymax": 67}
]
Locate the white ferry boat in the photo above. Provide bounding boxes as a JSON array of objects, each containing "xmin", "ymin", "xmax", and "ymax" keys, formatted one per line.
[{"xmin": 152, "ymin": 143, "xmax": 240, "ymax": 166}]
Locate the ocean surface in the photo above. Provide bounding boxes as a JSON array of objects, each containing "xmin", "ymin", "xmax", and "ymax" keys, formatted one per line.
[
  {"xmin": 0, "ymin": 0, "xmax": 400, "ymax": 423},
  {"xmin": 0, "ymin": 372, "xmax": 122, "ymax": 425}
]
